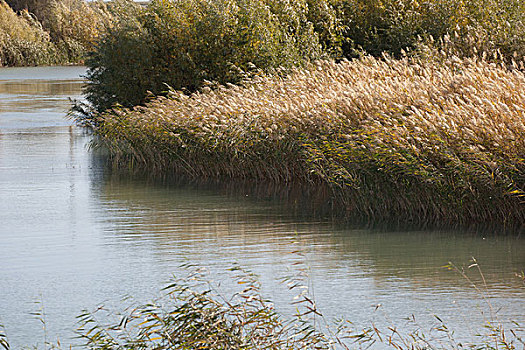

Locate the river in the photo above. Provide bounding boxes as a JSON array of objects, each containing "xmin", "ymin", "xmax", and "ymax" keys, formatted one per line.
[{"xmin": 0, "ymin": 66, "xmax": 524, "ymax": 348}]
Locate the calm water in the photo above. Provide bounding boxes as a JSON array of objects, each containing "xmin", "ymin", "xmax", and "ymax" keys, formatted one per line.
[{"xmin": 0, "ymin": 66, "xmax": 524, "ymax": 348}]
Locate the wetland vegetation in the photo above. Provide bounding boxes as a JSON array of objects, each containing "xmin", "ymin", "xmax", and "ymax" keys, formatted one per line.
[
  {"xmin": 1, "ymin": 4, "xmax": 524, "ymax": 343},
  {"xmin": 90, "ymin": 53, "xmax": 525, "ymax": 226},
  {"xmin": 1, "ymin": 261, "xmax": 524, "ymax": 350},
  {"xmin": 0, "ymin": 0, "xmax": 112, "ymax": 66},
  {"xmin": 58, "ymin": 0, "xmax": 525, "ymax": 227}
]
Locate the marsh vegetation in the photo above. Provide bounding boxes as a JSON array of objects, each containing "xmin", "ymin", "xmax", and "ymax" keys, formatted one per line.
[
  {"xmin": 0, "ymin": 0, "xmax": 112, "ymax": 66},
  {"xmin": 91, "ymin": 53, "xmax": 525, "ymax": 226},
  {"xmin": 62, "ymin": 0, "xmax": 525, "ymax": 227},
  {"xmin": 77, "ymin": 0, "xmax": 525, "ymax": 114},
  {"xmin": 2, "ymin": 2, "xmax": 524, "ymax": 344}
]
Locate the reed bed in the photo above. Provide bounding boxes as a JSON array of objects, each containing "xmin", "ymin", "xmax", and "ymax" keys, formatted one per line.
[
  {"xmin": 93, "ymin": 54, "xmax": 525, "ymax": 226},
  {"xmin": 0, "ymin": 0, "xmax": 113, "ymax": 66},
  {"xmin": 0, "ymin": 0, "xmax": 56, "ymax": 66}
]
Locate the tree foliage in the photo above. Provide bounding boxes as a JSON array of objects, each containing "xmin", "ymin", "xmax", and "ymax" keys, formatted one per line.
[{"xmin": 83, "ymin": 0, "xmax": 326, "ymax": 113}]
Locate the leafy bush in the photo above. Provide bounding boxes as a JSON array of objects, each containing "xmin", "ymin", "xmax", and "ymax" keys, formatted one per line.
[
  {"xmin": 83, "ymin": 0, "xmax": 325, "ymax": 113},
  {"xmin": 333, "ymin": 0, "xmax": 448, "ymax": 58}
]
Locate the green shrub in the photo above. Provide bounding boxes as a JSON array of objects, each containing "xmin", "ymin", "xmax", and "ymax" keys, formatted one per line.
[
  {"xmin": 83, "ymin": 0, "xmax": 325, "ymax": 114},
  {"xmin": 434, "ymin": 0, "xmax": 525, "ymax": 61}
]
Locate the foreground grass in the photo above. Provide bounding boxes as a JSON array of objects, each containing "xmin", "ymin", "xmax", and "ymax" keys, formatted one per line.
[
  {"xmin": 91, "ymin": 54, "xmax": 525, "ymax": 227},
  {"xmin": 1, "ymin": 262, "xmax": 523, "ymax": 349}
]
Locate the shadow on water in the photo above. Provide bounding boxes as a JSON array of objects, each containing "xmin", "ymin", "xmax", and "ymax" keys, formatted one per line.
[
  {"xmin": 96, "ymin": 163, "xmax": 525, "ymax": 234},
  {"xmin": 0, "ymin": 80, "xmax": 84, "ymax": 95}
]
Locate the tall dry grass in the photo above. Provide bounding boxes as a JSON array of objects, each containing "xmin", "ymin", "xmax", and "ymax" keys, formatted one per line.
[
  {"xmin": 93, "ymin": 53, "xmax": 525, "ymax": 226},
  {"xmin": 0, "ymin": 0, "xmax": 56, "ymax": 66},
  {"xmin": 0, "ymin": 0, "xmax": 113, "ymax": 66},
  {"xmin": 43, "ymin": 0, "xmax": 113, "ymax": 63}
]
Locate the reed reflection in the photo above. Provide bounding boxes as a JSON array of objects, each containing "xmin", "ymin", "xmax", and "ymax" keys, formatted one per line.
[{"xmin": 93, "ymin": 174, "xmax": 525, "ymax": 296}]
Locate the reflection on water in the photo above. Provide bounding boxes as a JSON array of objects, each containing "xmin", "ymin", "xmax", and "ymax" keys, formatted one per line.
[
  {"xmin": 95, "ymin": 175, "xmax": 525, "ymax": 324},
  {"xmin": 0, "ymin": 80, "xmax": 84, "ymax": 95},
  {"xmin": 0, "ymin": 66, "xmax": 524, "ymax": 348}
]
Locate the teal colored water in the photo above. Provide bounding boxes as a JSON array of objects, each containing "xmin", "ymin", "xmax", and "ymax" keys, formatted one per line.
[{"xmin": 0, "ymin": 66, "xmax": 523, "ymax": 348}]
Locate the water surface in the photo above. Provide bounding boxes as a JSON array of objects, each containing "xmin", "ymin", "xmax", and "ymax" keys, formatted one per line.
[{"xmin": 0, "ymin": 66, "xmax": 523, "ymax": 348}]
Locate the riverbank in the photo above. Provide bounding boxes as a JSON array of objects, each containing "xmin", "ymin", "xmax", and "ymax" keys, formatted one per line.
[
  {"xmin": 1, "ymin": 64, "xmax": 523, "ymax": 349},
  {"xmin": 92, "ymin": 54, "xmax": 525, "ymax": 227}
]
